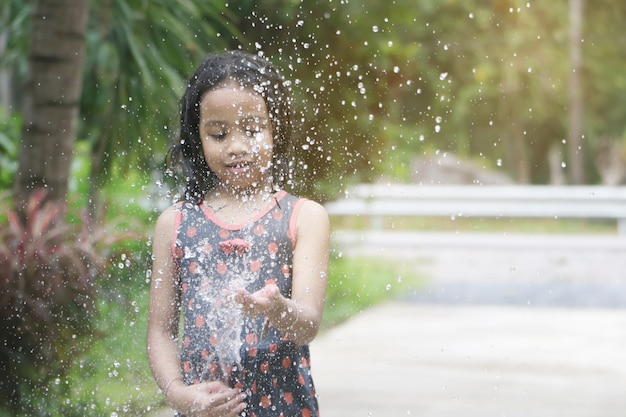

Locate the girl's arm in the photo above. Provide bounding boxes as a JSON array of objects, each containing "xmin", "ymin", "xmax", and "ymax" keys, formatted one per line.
[
  {"xmin": 287, "ymin": 199, "xmax": 330, "ymax": 343},
  {"xmin": 239, "ymin": 200, "xmax": 330, "ymax": 345},
  {"xmin": 147, "ymin": 207, "xmax": 184, "ymax": 400},
  {"xmin": 147, "ymin": 207, "xmax": 246, "ymax": 416}
]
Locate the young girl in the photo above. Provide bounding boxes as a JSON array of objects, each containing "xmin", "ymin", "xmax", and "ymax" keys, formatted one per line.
[{"xmin": 147, "ymin": 51, "xmax": 330, "ymax": 417}]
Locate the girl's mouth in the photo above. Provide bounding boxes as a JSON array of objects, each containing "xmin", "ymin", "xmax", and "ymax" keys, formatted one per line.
[{"xmin": 226, "ymin": 160, "xmax": 251, "ymax": 174}]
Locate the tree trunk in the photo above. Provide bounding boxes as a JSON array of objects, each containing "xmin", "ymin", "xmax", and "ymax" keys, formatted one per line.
[
  {"xmin": 13, "ymin": 0, "xmax": 89, "ymax": 211},
  {"xmin": 567, "ymin": 0, "xmax": 585, "ymax": 184}
]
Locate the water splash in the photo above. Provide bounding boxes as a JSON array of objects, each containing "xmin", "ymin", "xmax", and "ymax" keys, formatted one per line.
[{"xmin": 197, "ymin": 237, "xmax": 256, "ymax": 381}]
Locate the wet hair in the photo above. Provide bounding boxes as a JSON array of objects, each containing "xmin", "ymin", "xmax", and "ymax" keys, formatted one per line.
[{"xmin": 168, "ymin": 51, "xmax": 292, "ymax": 202}]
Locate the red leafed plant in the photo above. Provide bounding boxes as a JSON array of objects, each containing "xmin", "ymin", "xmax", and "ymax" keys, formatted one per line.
[{"xmin": 0, "ymin": 189, "xmax": 132, "ymax": 411}]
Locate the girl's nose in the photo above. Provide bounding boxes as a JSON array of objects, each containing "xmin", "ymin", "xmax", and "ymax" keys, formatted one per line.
[{"xmin": 227, "ymin": 131, "xmax": 250, "ymax": 156}]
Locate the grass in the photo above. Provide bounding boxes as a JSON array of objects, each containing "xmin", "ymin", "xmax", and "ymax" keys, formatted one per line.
[
  {"xmin": 331, "ymin": 215, "xmax": 616, "ymax": 234},
  {"xmin": 322, "ymin": 253, "xmax": 423, "ymax": 329}
]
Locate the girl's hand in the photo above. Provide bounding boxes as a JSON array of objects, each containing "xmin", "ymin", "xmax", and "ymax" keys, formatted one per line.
[
  {"xmin": 167, "ymin": 379, "xmax": 246, "ymax": 417},
  {"xmin": 236, "ymin": 282, "xmax": 281, "ymax": 318}
]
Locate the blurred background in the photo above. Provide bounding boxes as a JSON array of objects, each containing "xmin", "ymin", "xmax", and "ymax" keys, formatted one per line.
[{"xmin": 1, "ymin": 0, "xmax": 625, "ymax": 416}]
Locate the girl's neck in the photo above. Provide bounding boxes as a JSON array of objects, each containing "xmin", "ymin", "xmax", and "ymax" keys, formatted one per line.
[
  {"xmin": 210, "ymin": 183, "xmax": 275, "ymax": 204},
  {"xmin": 203, "ymin": 184, "xmax": 277, "ymax": 225}
]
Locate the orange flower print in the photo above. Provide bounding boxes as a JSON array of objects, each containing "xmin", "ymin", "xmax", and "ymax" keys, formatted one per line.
[
  {"xmin": 269, "ymin": 343, "xmax": 278, "ymax": 354},
  {"xmin": 281, "ymin": 264, "xmax": 290, "ymax": 276},
  {"xmin": 253, "ymin": 223, "xmax": 265, "ymax": 236},
  {"xmin": 282, "ymin": 357, "xmax": 292, "ymax": 369},
  {"xmin": 246, "ymin": 333, "xmax": 258, "ymax": 345},
  {"xmin": 284, "ymin": 392, "xmax": 294, "ymax": 405},
  {"xmin": 183, "ymin": 361, "xmax": 191, "ymax": 373},
  {"xmin": 302, "ymin": 408, "xmax": 311, "ymax": 417},
  {"xmin": 217, "ymin": 263, "xmax": 227, "ymax": 274},
  {"xmin": 189, "ymin": 261, "xmax": 198, "ymax": 274},
  {"xmin": 186, "ymin": 226, "xmax": 197, "ymax": 238},
  {"xmin": 250, "ymin": 259, "xmax": 261, "ymax": 272},
  {"xmin": 202, "ymin": 243, "xmax": 213, "ymax": 254},
  {"xmin": 247, "ymin": 346, "xmax": 258, "ymax": 357},
  {"xmin": 195, "ymin": 316, "xmax": 205, "ymax": 327},
  {"xmin": 210, "ymin": 362, "xmax": 219, "ymax": 376},
  {"xmin": 201, "ymin": 349, "xmax": 209, "ymax": 359},
  {"xmin": 219, "ymin": 228, "xmax": 230, "ymax": 239},
  {"xmin": 209, "ymin": 334, "xmax": 217, "ymax": 346},
  {"xmin": 272, "ymin": 210, "xmax": 283, "ymax": 220},
  {"xmin": 260, "ymin": 395, "xmax": 271, "ymax": 408},
  {"xmin": 259, "ymin": 360, "xmax": 269, "ymax": 373},
  {"xmin": 268, "ymin": 241, "xmax": 278, "ymax": 256},
  {"xmin": 183, "ymin": 336, "xmax": 191, "ymax": 349}
]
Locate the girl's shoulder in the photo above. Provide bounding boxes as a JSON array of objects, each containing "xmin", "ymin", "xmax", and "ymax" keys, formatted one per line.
[
  {"xmin": 294, "ymin": 196, "xmax": 329, "ymax": 224},
  {"xmin": 154, "ymin": 204, "xmax": 178, "ymax": 228},
  {"xmin": 154, "ymin": 201, "xmax": 195, "ymax": 235}
]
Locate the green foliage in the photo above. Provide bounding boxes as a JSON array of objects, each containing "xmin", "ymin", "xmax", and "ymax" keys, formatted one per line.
[
  {"xmin": 80, "ymin": 0, "xmax": 241, "ymax": 192},
  {"xmin": 0, "ymin": 108, "xmax": 19, "ymax": 189},
  {"xmin": 35, "ymin": 283, "xmax": 159, "ymax": 417},
  {"xmin": 0, "ymin": 189, "xmax": 140, "ymax": 416},
  {"xmin": 0, "ymin": 0, "xmax": 30, "ymax": 77},
  {"xmin": 224, "ymin": 0, "xmax": 626, "ymax": 191}
]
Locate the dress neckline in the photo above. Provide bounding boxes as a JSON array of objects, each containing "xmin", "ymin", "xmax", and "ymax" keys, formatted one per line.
[{"xmin": 199, "ymin": 190, "xmax": 287, "ymax": 230}]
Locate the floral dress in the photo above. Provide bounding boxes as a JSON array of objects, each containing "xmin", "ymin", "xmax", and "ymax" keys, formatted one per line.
[{"xmin": 172, "ymin": 191, "xmax": 319, "ymax": 417}]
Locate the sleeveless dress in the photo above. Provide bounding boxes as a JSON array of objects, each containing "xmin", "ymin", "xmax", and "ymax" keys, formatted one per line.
[{"xmin": 172, "ymin": 191, "xmax": 320, "ymax": 417}]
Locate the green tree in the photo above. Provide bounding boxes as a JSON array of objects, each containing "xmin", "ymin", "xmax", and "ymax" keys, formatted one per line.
[
  {"xmin": 13, "ymin": 0, "xmax": 89, "ymax": 211},
  {"xmin": 80, "ymin": 0, "xmax": 237, "ymax": 213}
]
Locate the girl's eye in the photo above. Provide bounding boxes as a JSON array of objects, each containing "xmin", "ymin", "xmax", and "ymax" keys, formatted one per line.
[{"xmin": 208, "ymin": 131, "xmax": 228, "ymax": 141}]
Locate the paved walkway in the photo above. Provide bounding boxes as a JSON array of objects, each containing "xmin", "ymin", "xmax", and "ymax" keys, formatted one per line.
[
  {"xmin": 311, "ymin": 302, "xmax": 626, "ymax": 417},
  {"xmin": 310, "ymin": 232, "xmax": 626, "ymax": 416}
]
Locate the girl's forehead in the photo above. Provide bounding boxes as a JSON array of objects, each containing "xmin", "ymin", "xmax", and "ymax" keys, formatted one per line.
[{"xmin": 200, "ymin": 83, "xmax": 268, "ymax": 117}]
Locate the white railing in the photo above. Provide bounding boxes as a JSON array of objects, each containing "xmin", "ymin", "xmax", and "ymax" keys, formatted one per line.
[{"xmin": 325, "ymin": 184, "xmax": 626, "ymax": 235}]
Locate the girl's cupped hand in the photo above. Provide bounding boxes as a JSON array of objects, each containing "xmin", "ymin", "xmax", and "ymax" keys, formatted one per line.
[
  {"xmin": 235, "ymin": 282, "xmax": 281, "ymax": 318},
  {"xmin": 168, "ymin": 379, "xmax": 246, "ymax": 417}
]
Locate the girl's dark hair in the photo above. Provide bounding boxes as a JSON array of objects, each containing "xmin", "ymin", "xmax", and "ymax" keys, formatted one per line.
[{"xmin": 168, "ymin": 51, "xmax": 292, "ymax": 202}]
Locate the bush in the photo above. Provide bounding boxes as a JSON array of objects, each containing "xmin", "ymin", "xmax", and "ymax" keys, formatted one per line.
[{"xmin": 0, "ymin": 190, "xmax": 137, "ymax": 416}]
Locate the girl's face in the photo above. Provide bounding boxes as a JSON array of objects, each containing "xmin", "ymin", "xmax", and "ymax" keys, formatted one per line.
[{"xmin": 199, "ymin": 82, "xmax": 274, "ymax": 193}]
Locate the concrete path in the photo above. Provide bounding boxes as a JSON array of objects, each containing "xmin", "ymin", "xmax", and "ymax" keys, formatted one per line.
[
  {"xmin": 310, "ymin": 232, "xmax": 626, "ymax": 416},
  {"xmin": 311, "ymin": 302, "xmax": 626, "ymax": 417}
]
